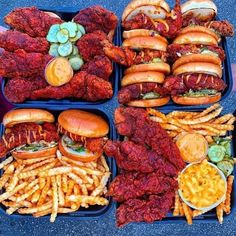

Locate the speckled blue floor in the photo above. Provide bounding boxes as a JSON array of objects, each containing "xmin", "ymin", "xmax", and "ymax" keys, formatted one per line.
[{"xmin": 0, "ymin": 0, "xmax": 235, "ymax": 235}]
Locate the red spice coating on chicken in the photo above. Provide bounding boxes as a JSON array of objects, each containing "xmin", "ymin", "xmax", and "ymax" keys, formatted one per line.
[
  {"xmin": 0, "ymin": 49, "xmax": 52, "ymax": 78},
  {"xmin": 107, "ymin": 171, "xmax": 177, "ymax": 202},
  {"xmin": 4, "ymin": 7, "xmax": 63, "ymax": 37},
  {"xmin": 0, "ymin": 30, "xmax": 49, "ymax": 54},
  {"xmin": 0, "ymin": 123, "xmax": 59, "ymax": 158},
  {"xmin": 31, "ymin": 71, "xmax": 113, "ymax": 101},
  {"xmin": 114, "ymin": 107, "xmax": 185, "ymax": 171},
  {"xmin": 116, "ymin": 192, "xmax": 175, "ymax": 227}
]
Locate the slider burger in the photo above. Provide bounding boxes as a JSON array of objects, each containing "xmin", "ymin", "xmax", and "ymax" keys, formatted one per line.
[
  {"xmin": 118, "ymin": 30, "xmax": 170, "ymax": 107},
  {"xmin": 0, "ymin": 109, "xmax": 59, "ymax": 159},
  {"xmin": 58, "ymin": 110, "xmax": 109, "ymax": 162},
  {"xmin": 181, "ymin": 0, "xmax": 234, "ymax": 37}
]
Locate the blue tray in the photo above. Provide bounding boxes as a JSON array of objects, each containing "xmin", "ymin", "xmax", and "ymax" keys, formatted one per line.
[
  {"xmin": 0, "ymin": 106, "xmax": 117, "ymax": 219},
  {"xmin": 115, "ymin": 107, "xmax": 236, "ymax": 223},
  {"xmin": 117, "ymin": 23, "xmax": 233, "ymax": 109},
  {"xmin": 1, "ymin": 7, "xmax": 120, "ymax": 107}
]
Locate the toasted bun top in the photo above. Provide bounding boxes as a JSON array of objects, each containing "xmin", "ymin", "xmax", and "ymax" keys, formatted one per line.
[
  {"xmin": 173, "ymin": 32, "xmax": 218, "ymax": 46},
  {"xmin": 122, "ymin": 36, "xmax": 167, "ymax": 51},
  {"xmin": 122, "ymin": 71, "xmax": 165, "ymax": 86},
  {"xmin": 172, "ymin": 54, "xmax": 221, "ymax": 71},
  {"xmin": 122, "ymin": 0, "xmax": 170, "ymax": 21},
  {"xmin": 58, "ymin": 110, "xmax": 109, "ymax": 138},
  {"xmin": 3, "ymin": 109, "xmax": 55, "ymax": 127},
  {"xmin": 173, "ymin": 62, "xmax": 222, "ymax": 78},
  {"xmin": 181, "ymin": 0, "xmax": 217, "ymax": 21},
  {"xmin": 179, "ymin": 25, "xmax": 220, "ymax": 42}
]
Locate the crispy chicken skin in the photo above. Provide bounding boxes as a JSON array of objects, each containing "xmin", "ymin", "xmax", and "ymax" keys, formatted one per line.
[
  {"xmin": 114, "ymin": 107, "xmax": 185, "ymax": 170},
  {"xmin": 0, "ymin": 49, "xmax": 52, "ymax": 78},
  {"xmin": 0, "ymin": 123, "xmax": 59, "ymax": 158},
  {"xmin": 4, "ymin": 6, "xmax": 63, "ymax": 37},
  {"xmin": 0, "ymin": 30, "xmax": 49, "ymax": 54},
  {"xmin": 31, "ymin": 71, "xmax": 113, "ymax": 101},
  {"xmin": 77, "ymin": 31, "xmax": 107, "ymax": 61},
  {"xmin": 73, "ymin": 5, "xmax": 118, "ymax": 40},
  {"xmin": 81, "ymin": 55, "xmax": 112, "ymax": 81}
]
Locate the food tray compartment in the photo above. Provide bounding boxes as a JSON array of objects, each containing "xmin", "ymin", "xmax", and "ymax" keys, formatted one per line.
[
  {"xmin": 115, "ymin": 107, "xmax": 235, "ymax": 223},
  {"xmin": 1, "ymin": 7, "xmax": 120, "ymax": 107},
  {"xmin": 0, "ymin": 106, "xmax": 117, "ymax": 219},
  {"xmin": 117, "ymin": 23, "xmax": 233, "ymax": 108}
]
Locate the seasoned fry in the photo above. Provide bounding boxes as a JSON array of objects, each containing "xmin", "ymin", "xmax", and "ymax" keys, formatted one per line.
[
  {"xmin": 31, "ymin": 189, "xmax": 41, "ymax": 203},
  {"xmin": 226, "ymin": 117, "xmax": 236, "ymax": 125},
  {"xmin": 61, "ymin": 156, "xmax": 85, "ymax": 167},
  {"xmin": 67, "ymin": 195, "xmax": 109, "ymax": 205},
  {"xmin": 0, "ymin": 156, "xmax": 13, "ymax": 169},
  {"xmin": 189, "ymin": 124, "xmax": 221, "ymax": 135},
  {"xmin": 33, "ymin": 207, "xmax": 77, "ymax": 218},
  {"xmin": 67, "ymin": 173, "xmax": 83, "ymax": 185},
  {"xmin": 100, "ymin": 156, "xmax": 109, "ymax": 172},
  {"xmin": 167, "ymin": 111, "xmax": 198, "ymax": 119},
  {"xmin": 0, "ymin": 163, "xmax": 15, "ymax": 190},
  {"xmin": 91, "ymin": 172, "xmax": 110, "ymax": 197},
  {"xmin": 224, "ymin": 175, "xmax": 234, "ymax": 214},
  {"xmin": 18, "ymin": 201, "xmax": 52, "ymax": 214},
  {"xmin": 149, "ymin": 116, "xmax": 166, "ymax": 123},
  {"xmin": 213, "ymin": 114, "xmax": 234, "ymax": 124},
  {"xmin": 37, "ymin": 177, "xmax": 51, "ymax": 206},
  {"xmin": 160, "ymin": 123, "xmax": 184, "ymax": 132},
  {"xmin": 39, "ymin": 166, "xmax": 72, "ymax": 177},
  {"xmin": 216, "ymin": 202, "xmax": 224, "ymax": 224},
  {"xmin": 62, "ymin": 174, "xmax": 68, "ymax": 193},
  {"xmin": 192, "ymin": 209, "xmax": 209, "ymax": 218},
  {"xmin": 205, "ymin": 136, "xmax": 214, "ymax": 143},
  {"xmin": 73, "ymin": 184, "xmax": 81, "ymax": 195},
  {"xmin": 22, "ymin": 158, "xmax": 55, "ymax": 172},
  {"xmin": 81, "ymin": 184, "xmax": 88, "ymax": 196},
  {"xmin": 16, "ymin": 184, "xmax": 39, "ymax": 202},
  {"xmin": 50, "ymin": 176, "xmax": 58, "ymax": 223},
  {"xmin": 173, "ymin": 191, "xmax": 180, "ymax": 216},
  {"xmin": 6, "ymin": 207, "xmax": 19, "ymax": 215},
  {"xmin": 147, "ymin": 108, "xmax": 167, "ymax": 120},
  {"xmin": 182, "ymin": 202, "xmax": 193, "ymax": 225},
  {"xmin": 39, "ymin": 177, "xmax": 46, "ymax": 189},
  {"xmin": 21, "ymin": 155, "xmax": 56, "ymax": 165},
  {"xmin": 194, "ymin": 103, "xmax": 220, "ymax": 118},
  {"xmin": 7, "ymin": 165, "xmax": 24, "ymax": 192},
  {"xmin": 167, "ymin": 118, "xmax": 191, "ymax": 131},
  {"xmin": 56, "ymin": 175, "xmax": 65, "ymax": 206}
]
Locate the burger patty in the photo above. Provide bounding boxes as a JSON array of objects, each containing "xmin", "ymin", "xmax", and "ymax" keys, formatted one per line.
[
  {"xmin": 58, "ymin": 125, "xmax": 105, "ymax": 155},
  {"xmin": 0, "ymin": 122, "xmax": 59, "ymax": 158},
  {"xmin": 163, "ymin": 74, "xmax": 227, "ymax": 96},
  {"xmin": 167, "ymin": 44, "xmax": 225, "ymax": 63},
  {"xmin": 118, "ymin": 83, "xmax": 169, "ymax": 104}
]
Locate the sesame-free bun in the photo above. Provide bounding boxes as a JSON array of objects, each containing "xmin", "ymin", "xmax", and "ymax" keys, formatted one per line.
[
  {"xmin": 172, "ymin": 93, "xmax": 221, "ymax": 105},
  {"xmin": 181, "ymin": 0, "xmax": 217, "ymax": 22},
  {"xmin": 122, "ymin": 0, "xmax": 170, "ymax": 22},
  {"xmin": 3, "ymin": 109, "xmax": 55, "ymax": 128},
  {"xmin": 58, "ymin": 110, "xmax": 109, "ymax": 138},
  {"xmin": 122, "ymin": 35, "xmax": 167, "ymax": 51},
  {"xmin": 127, "ymin": 97, "xmax": 170, "ymax": 107},
  {"xmin": 121, "ymin": 71, "xmax": 165, "ymax": 86}
]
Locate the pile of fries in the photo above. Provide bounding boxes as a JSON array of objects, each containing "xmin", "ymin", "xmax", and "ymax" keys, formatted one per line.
[
  {"xmin": 0, "ymin": 150, "xmax": 111, "ymax": 222},
  {"xmin": 147, "ymin": 103, "xmax": 235, "ymax": 143},
  {"xmin": 173, "ymin": 175, "xmax": 234, "ymax": 225}
]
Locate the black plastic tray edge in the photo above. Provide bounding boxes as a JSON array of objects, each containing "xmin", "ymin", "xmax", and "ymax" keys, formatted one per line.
[
  {"xmin": 1, "ymin": 7, "xmax": 120, "ymax": 107},
  {"xmin": 0, "ymin": 106, "xmax": 117, "ymax": 219},
  {"xmin": 114, "ymin": 107, "xmax": 236, "ymax": 224}
]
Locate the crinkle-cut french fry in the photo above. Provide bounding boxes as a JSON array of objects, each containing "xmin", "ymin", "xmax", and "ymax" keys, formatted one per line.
[
  {"xmin": 194, "ymin": 103, "xmax": 220, "ymax": 118},
  {"xmin": 64, "ymin": 179, "xmax": 75, "ymax": 207},
  {"xmin": 0, "ymin": 156, "xmax": 13, "ymax": 169},
  {"xmin": 182, "ymin": 202, "xmax": 193, "ymax": 225},
  {"xmin": 78, "ymin": 167, "xmax": 103, "ymax": 176},
  {"xmin": 206, "ymin": 123, "xmax": 234, "ymax": 130},
  {"xmin": 179, "ymin": 200, "xmax": 184, "ymax": 216},
  {"xmin": 67, "ymin": 173, "xmax": 83, "ymax": 185},
  {"xmin": 92, "ymin": 175, "xmax": 100, "ymax": 187},
  {"xmin": 205, "ymin": 136, "xmax": 214, "ymax": 143},
  {"xmin": 18, "ymin": 201, "xmax": 52, "ymax": 214},
  {"xmin": 21, "ymin": 155, "xmax": 56, "ymax": 165},
  {"xmin": 100, "ymin": 155, "xmax": 109, "ymax": 172},
  {"xmin": 31, "ymin": 189, "xmax": 41, "ymax": 203},
  {"xmin": 56, "ymin": 175, "xmax": 65, "ymax": 206},
  {"xmin": 50, "ymin": 176, "xmax": 58, "ymax": 223},
  {"xmin": 5, "ymin": 198, "xmax": 33, "ymax": 208},
  {"xmin": 39, "ymin": 177, "xmax": 46, "ymax": 189},
  {"xmin": 192, "ymin": 209, "xmax": 209, "ymax": 217},
  {"xmin": 160, "ymin": 123, "xmax": 185, "ymax": 132},
  {"xmin": 167, "ymin": 118, "xmax": 192, "ymax": 132},
  {"xmin": 149, "ymin": 116, "xmax": 166, "ymax": 123},
  {"xmin": 72, "ymin": 167, "xmax": 87, "ymax": 176},
  {"xmin": 91, "ymin": 172, "xmax": 110, "ymax": 197},
  {"xmin": 226, "ymin": 117, "xmax": 236, "ymax": 125},
  {"xmin": 6, "ymin": 207, "xmax": 19, "ymax": 215},
  {"xmin": 62, "ymin": 174, "xmax": 68, "ymax": 193},
  {"xmin": 61, "ymin": 156, "xmax": 85, "ymax": 167},
  {"xmin": 39, "ymin": 166, "xmax": 72, "ymax": 177},
  {"xmin": 224, "ymin": 175, "xmax": 234, "ymax": 214},
  {"xmin": 167, "ymin": 131, "xmax": 179, "ymax": 138},
  {"xmin": 216, "ymin": 202, "xmax": 224, "ymax": 224},
  {"xmin": 67, "ymin": 195, "xmax": 108, "ymax": 206},
  {"xmin": 24, "ymin": 179, "xmax": 39, "ymax": 192},
  {"xmin": 0, "ymin": 163, "xmax": 15, "ymax": 190},
  {"xmin": 81, "ymin": 184, "xmax": 88, "ymax": 196},
  {"xmin": 18, "ymin": 161, "xmax": 57, "ymax": 179},
  {"xmin": 37, "ymin": 177, "xmax": 51, "ymax": 206},
  {"xmin": 78, "ymin": 174, "xmax": 93, "ymax": 185},
  {"xmin": 33, "ymin": 207, "xmax": 78, "ymax": 218},
  {"xmin": 177, "ymin": 108, "xmax": 223, "ymax": 125},
  {"xmin": 22, "ymin": 158, "xmax": 55, "ymax": 172},
  {"xmin": 213, "ymin": 114, "xmax": 234, "ymax": 124},
  {"xmin": 73, "ymin": 184, "xmax": 81, "ymax": 195},
  {"xmin": 189, "ymin": 124, "xmax": 221, "ymax": 135},
  {"xmin": 147, "ymin": 108, "xmax": 167, "ymax": 120},
  {"xmin": 97, "ymin": 164, "xmax": 106, "ymax": 173},
  {"xmin": 0, "ymin": 182, "xmax": 27, "ymax": 202},
  {"xmin": 16, "ymin": 184, "xmax": 39, "ymax": 202},
  {"xmin": 173, "ymin": 191, "xmax": 180, "ymax": 216},
  {"xmin": 7, "ymin": 165, "xmax": 24, "ymax": 192}
]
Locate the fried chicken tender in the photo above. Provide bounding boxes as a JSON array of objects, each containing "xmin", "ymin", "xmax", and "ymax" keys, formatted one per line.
[
  {"xmin": 81, "ymin": 55, "xmax": 112, "ymax": 81},
  {"xmin": 4, "ymin": 6, "xmax": 63, "ymax": 37},
  {"xmin": 107, "ymin": 171, "xmax": 177, "ymax": 202},
  {"xmin": 4, "ymin": 77, "xmax": 48, "ymax": 103},
  {"xmin": 0, "ymin": 30, "xmax": 49, "ymax": 54},
  {"xmin": 31, "ymin": 71, "xmax": 113, "ymax": 101},
  {"xmin": 73, "ymin": 5, "xmax": 118, "ymax": 41},
  {"xmin": 77, "ymin": 31, "xmax": 107, "ymax": 61},
  {"xmin": 0, "ymin": 49, "xmax": 52, "ymax": 78}
]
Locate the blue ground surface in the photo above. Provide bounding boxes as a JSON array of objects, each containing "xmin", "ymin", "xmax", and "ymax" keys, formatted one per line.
[{"xmin": 0, "ymin": 0, "xmax": 235, "ymax": 235}]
